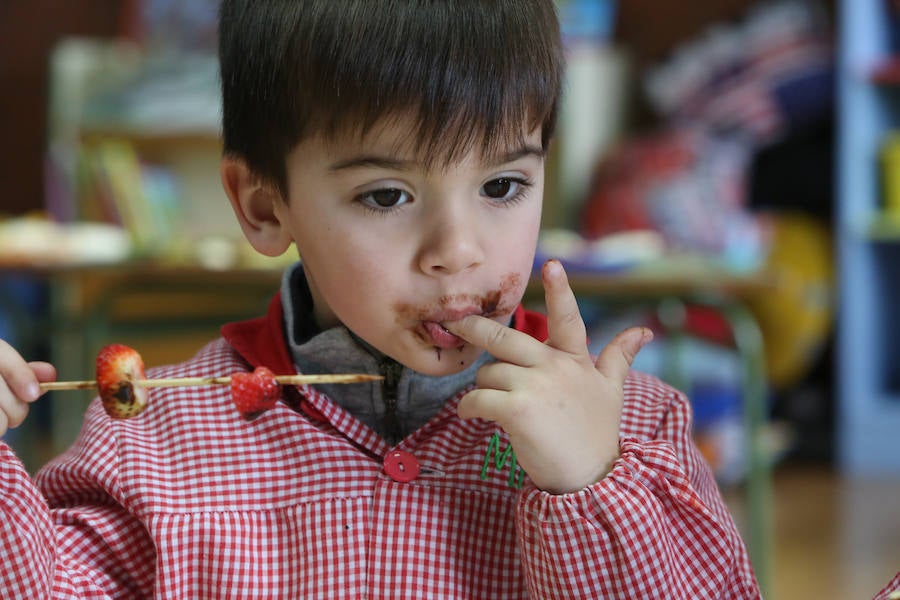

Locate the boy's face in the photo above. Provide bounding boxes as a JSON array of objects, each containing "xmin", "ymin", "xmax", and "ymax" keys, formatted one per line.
[{"xmin": 274, "ymin": 118, "xmax": 545, "ymax": 376}]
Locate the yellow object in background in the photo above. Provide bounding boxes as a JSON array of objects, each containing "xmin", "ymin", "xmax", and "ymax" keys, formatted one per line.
[
  {"xmin": 882, "ymin": 132, "xmax": 900, "ymax": 217},
  {"xmin": 748, "ymin": 213, "xmax": 833, "ymax": 390}
]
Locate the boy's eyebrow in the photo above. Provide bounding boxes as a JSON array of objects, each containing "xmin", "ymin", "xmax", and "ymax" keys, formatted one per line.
[
  {"xmin": 488, "ymin": 145, "xmax": 546, "ymax": 167},
  {"xmin": 329, "ymin": 155, "xmax": 416, "ymax": 172},
  {"xmin": 328, "ymin": 145, "xmax": 546, "ymax": 172}
]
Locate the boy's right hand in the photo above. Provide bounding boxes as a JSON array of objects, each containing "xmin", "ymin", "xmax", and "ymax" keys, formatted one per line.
[{"xmin": 0, "ymin": 339, "xmax": 56, "ymax": 438}]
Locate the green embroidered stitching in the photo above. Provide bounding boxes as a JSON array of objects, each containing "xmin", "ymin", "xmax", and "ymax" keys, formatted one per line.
[{"xmin": 480, "ymin": 432, "xmax": 524, "ymax": 489}]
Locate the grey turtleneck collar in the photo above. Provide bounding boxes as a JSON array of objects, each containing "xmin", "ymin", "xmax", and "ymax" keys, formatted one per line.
[{"xmin": 280, "ymin": 263, "xmax": 492, "ymax": 445}]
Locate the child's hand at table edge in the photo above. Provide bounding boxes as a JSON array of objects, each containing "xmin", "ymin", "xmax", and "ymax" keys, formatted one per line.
[
  {"xmin": 444, "ymin": 259, "xmax": 653, "ymax": 495},
  {"xmin": 0, "ymin": 339, "xmax": 56, "ymax": 438}
]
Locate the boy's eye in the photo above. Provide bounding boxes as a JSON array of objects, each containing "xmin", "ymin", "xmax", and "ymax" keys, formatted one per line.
[
  {"xmin": 482, "ymin": 178, "xmax": 518, "ymax": 200},
  {"xmin": 360, "ymin": 188, "xmax": 410, "ymax": 209}
]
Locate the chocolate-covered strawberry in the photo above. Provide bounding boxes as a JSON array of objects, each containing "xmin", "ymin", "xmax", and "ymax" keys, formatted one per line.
[{"xmin": 95, "ymin": 343, "xmax": 149, "ymax": 419}]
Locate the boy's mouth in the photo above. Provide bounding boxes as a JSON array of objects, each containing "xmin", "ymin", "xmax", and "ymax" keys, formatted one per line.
[
  {"xmin": 417, "ymin": 306, "xmax": 480, "ymax": 348},
  {"xmin": 420, "ymin": 320, "xmax": 466, "ymax": 349},
  {"xmin": 395, "ymin": 272, "xmax": 524, "ymax": 349}
]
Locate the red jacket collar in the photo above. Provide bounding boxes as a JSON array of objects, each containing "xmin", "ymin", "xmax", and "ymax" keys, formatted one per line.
[{"xmin": 221, "ymin": 293, "xmax": 549, "ymax": 373}]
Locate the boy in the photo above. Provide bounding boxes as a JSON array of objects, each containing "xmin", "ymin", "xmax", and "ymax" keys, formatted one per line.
[{"xmin": 0, "ymin": 1, "xmax": 761, "ymax": 597}]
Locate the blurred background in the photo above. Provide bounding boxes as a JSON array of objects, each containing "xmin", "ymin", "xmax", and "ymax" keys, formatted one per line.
[{"xmin": 0, "ymin": 0, "xmax": 898, "ymax": 598}]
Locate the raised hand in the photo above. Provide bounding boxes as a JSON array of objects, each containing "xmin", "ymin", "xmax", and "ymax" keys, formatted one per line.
[
  {"xmin": 444, "ymin": 260, "xmax": 652, "ymax": 494},
  {"xmin": 0, "ymin": 339, "xmax": 56, "ymax": 438}
]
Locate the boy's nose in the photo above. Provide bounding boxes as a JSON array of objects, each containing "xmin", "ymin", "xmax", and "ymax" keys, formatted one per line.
[{"xmin": 418, "ymin": 210, "xmax": 485, "ymax": 276}]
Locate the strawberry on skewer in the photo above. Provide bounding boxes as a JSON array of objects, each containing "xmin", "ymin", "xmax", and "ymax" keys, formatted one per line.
[
  {"xmin": 231, "ymin": 366, "xmax": 280, "ymax": 421},
  {"xmin": 39, "ymin": 344, "xmax": 381, "ymax": 420},
  {"xmin": 96, "ymin": 343, "xmax": 148, "ymax": 419}
]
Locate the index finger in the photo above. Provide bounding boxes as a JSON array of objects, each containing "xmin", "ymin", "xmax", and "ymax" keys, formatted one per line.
[
  {"xmin": 542, "ymin": 259, "xmax": 589, "ymax": 356},
  {"xmin": 443, "ymin": 315, "xmax": 544, "ymax": 367}
]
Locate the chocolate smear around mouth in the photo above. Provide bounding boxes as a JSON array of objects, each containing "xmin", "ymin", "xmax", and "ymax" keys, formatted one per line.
[{"xmin": 394, "ymin": 272, "xmax": 522, "ymax": 323}]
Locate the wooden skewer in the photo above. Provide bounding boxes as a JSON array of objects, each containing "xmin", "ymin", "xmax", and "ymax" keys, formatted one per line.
[{"xmin": 39, "ymin": 373, "xmax": 383, "ymax": 392}]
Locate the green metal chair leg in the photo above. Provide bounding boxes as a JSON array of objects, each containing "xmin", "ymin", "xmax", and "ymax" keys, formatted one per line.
[{"xmin": 721, "ymin": 301, "xmax": 773, "ymax": 598}]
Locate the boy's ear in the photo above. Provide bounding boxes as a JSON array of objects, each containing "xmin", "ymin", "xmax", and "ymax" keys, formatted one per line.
[{"xmin": 220, "ymin": 156, "xmax": 292, "ymax": 257}]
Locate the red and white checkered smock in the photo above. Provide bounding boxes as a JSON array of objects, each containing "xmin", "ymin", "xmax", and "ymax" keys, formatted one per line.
[
  {"xmin": 875, "ymin": 572, "xmax": 900, "ymax": 600},
  {"xmin": 0, "ymin": 296, "xmax": 761, "ymax": 598}
]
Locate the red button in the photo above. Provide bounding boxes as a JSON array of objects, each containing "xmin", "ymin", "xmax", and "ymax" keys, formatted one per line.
[{"xmin": 383, "ymin": 450, "xmax": 420, "ymax": 483}]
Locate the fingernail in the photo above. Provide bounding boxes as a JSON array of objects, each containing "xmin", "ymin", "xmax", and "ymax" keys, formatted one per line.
[
  {"xmin": 543, "ymin": 259, "xmax": 562, "ymax": 277},
  {"xmin": 640, "ymin": 328, "xmax": 654, "ymax": 345},
  {"xmin": 25, "ymin": 382, "xmax": 40, "ymax": 401}
]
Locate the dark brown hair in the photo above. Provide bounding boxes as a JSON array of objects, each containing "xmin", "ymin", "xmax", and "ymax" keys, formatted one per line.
[{"xmin": 219, "ymin": 0, "xmax": 565, "ymax": 197}]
